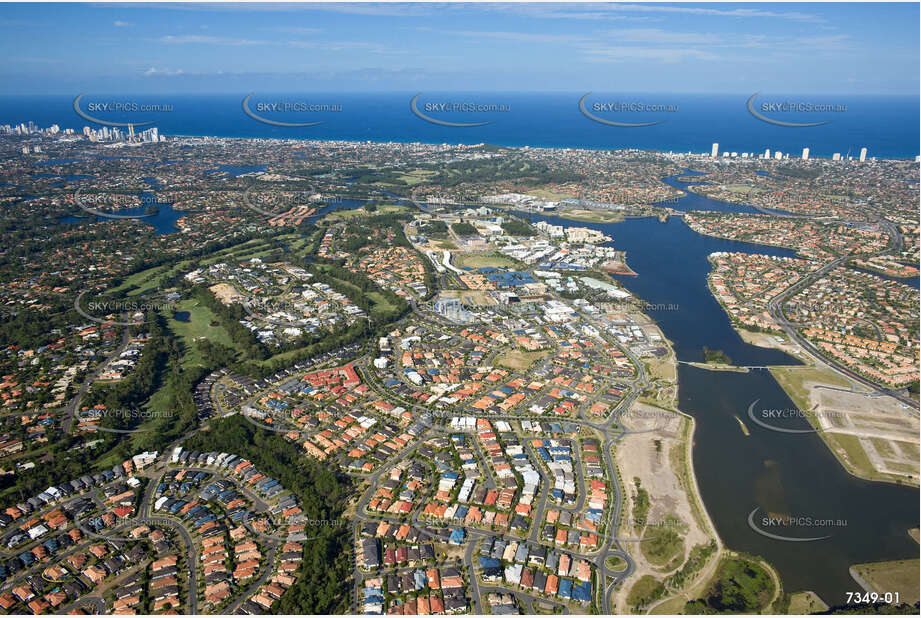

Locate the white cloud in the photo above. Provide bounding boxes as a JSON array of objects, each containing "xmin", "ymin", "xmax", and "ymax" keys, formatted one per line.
[
  {"xmin": 437, "ymin": 29, "xmax": 587, "ymax": 45},
  {"xmin": 580, "ymin": 45, "xmax": 723, "ymax": 63},
  {"xmin": 603, "ymin": 28, "xmax": 722, "ymax": 46},
  {"xmin": 608, "ymin": 4, "xmax": 825, "ymax": 23},
  {"xmin": 158, "ymin": 33, "xmax": 396, "ymax": 54},
  {"xmin": 159, "ymin": 35, "xmax": 270, "ymax": 46},
  {"xmin": 270, "ymin": 26, "xmax": 323, "ymax": 34},
  {"xmin": 143, "ymin": 67, "xmax": 185, "ymax": 77}
]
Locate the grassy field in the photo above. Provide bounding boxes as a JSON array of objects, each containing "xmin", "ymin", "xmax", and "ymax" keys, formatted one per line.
[
  {"xmin": 367, "ymin": 291, "xmax": 397, "ymax": 316},
  {"xmin": 523, "ymin": 189, "xmax": 574, "ymax": 201},
  {"xmin": 109, "ymin": 238, "xmax": 278, "ymax": 296},
  {"xmin": 555, "ymin": 208, "xmax": 626, "ymax": 223},
  {"xmin": 109, "ymin": 264, "xmax": 171, "ymax": 295},
  {"xmin": 198, "ymin": 238, "xmax": 273, "ymax": 267},
  {"xmin": 397, "ymin": 169, "xmax": 438, "ymax": 185},
  {"xmin": 771, "ymin": 366, "xmax": 913, "ymax": 484},
  {"xmin": 166, "ymin": 298, "xmax": 239, "ymax": 369},
  {"xmin": 321, "ymin": 203, "xmax": 410, "ymax": 222},
  {"xmin": 213, "ymin": 245, "xmax": 276, "ymax": 263},
  {"xmin": 770, "ymin": 365, "xmax": 852, "ymax": 411},
  {"xmin": 641, "ymin": 528, "xmax": 685, "ymax": 569},
  {"xmin": 646, "ymin": 358, "xmax": 677, "ymax": 381},
  {"xmin": 494, "ymin": 349, "xmax": 551, "ymax": 371},
  {"xmin": 253, "ymin": 346, "xmax": 312, "ymax": 369},
  {"xmin": 668, "ymin": 419, "xmax": 713, "ymax": 537},
  {"xmin": 649, "ymin": 596, "xmax": 687, "ymax": 615},
  {"xmin": 694, "ymin": 555, "xmax": 777, "ymax": 612},
  {"xmin": 852, "ymin": 559, "xmax": 920, "ymax": 605},
  {"xmin": 455, "ymin": 252, "xmax": 519, "ymax": 270},
  {"xmin": 627, "ymin": 575, "xmax": 666, "ymax": 610},
  {"xmin": 786, "ymin": 591, "xmax": 829, "ymax": 614},
  {"xmin": 831, "ymin": 433, "xmax": 897, "ymax": 481},
  {"xmin": 312, "ymin": 264, "xmax": 364, "ymax": 297},
  {"xmin": 870, "ymin": 437, "xmax": 898, "ymax": 459},
  {"xmin": 770, "ymin": 365, "xmax": 882, "ymax": 479},
  {"xmin": 722, "ymin": 184, "xmax": 757, "ymax": 194},
  {"xmin": 605, "ymin": 555, "xmax": 627, "ymax": 571},
  {"xmin": 92, "ymin": 447, "xmax": 133, "ymax": 471}
]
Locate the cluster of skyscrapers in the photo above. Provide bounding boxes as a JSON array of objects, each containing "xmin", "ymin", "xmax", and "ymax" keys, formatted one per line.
[
  {"xmin": 0, "ymin": 121, "xmax": 74, "ymax": 136},
  {"xmin": 1, "ymin": 120, "xmax": 163, "ymax": 145},
  {"xmin": 709, "ymin": 142, "xmax": 870, "ymax": 162},
  {"xmin": 80, "ymin": 124, "xmax": 162, "ymax": 143}
]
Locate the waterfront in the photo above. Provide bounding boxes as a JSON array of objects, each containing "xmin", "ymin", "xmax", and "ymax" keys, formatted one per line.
[
  {"xmin": 60, "ymin": 193, "xmax": 366, "ymax": 235},
  {"xmin": 659, "ymin": 170, "xmax": 796, "ymax": 216},
  {"xmin": 680, "ymin": 364, "xmax": 919, "ymax": 606},
  {"xmin": 2, "ymin": 93, "xmax": 919, "ymax": 159},
  {"xmin": 60, "ymin": 192, "xmax": 188, "ymax": 235},
  {"xmin": 523, "ymin": 204, "xmax": 919, "ymax": 604}
]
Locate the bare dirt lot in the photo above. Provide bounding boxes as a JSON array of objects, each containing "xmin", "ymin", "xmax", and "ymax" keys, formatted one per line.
[
  {"xmin": 209, "ymin": 282, "xmax": 245, "ymax": 305},
  {"xmin": 851, "ymin": 558, "xmax": 920, "ymax": 606},
  {"xmin": 812, "ymin": 387, "xmax": 919, "ymax": 484},
  {"xmin": 438, "ymin": 289, "xmax": 499, "ymax": 307},
  {"xmin": 612, "ymin": 402, "xmax": 716, "ymax": 612}
]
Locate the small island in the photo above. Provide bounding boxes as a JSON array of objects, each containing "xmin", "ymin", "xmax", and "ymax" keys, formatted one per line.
[{"xmin": 702, "ymin": 346, "xmax": 732, "ymax": 365}]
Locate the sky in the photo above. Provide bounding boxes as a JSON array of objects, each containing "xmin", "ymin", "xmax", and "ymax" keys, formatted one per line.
[{"xmin": 1, "ymin": 2, "xmax": 918, "ymax": 95}]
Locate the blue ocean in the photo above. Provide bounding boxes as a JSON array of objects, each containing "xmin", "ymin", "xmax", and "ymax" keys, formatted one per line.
[{"xmin": 1, "ymin": 92, "xmax": 918, "ymax": 159}]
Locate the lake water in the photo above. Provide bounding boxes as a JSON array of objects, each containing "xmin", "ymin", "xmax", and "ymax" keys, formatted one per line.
[
  {"xmin": 658, "ymin": 169, "xmax": 796, "ymax": 216},
  {"xmin": 60, "ymin": 192, "xmax": 188, "ymax": 235},
  {"xmin": 60, "ymin": 194, "xmax": 366, "ymax": 235},
  {"xmin": 522, "ymin": 191, "xmax": 919, "ymax": 604}
]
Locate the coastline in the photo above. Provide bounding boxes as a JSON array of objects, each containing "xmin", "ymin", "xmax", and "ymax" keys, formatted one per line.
[
  {"xmin": 548, "ymin": 207, "xmax": 917, "ymax": 606},
  {"xmin": 10, "ymin": 121, "xmax": 920, "ymax": 160},
  {"xmin": 702, "ymin": 250, "xmax": 919, "ymax": 488},
  {"xmin": 702, "ymin": 256, "xmax": 920, "ymax": 488},
  {"xmin": 770, "ymin": 364, "xmax": 921, "ymax": 489}
]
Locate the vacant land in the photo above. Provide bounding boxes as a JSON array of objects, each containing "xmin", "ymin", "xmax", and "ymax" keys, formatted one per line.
[
  {"xmin": 367, "ymin": 290, "xmax": 398, "ymax": 317},
  {"xmin": 815, "ymin": 387, "xmax": 918, "ymax": 485},
  {"xmin": 851, "ymin": 559, "xmax": 920, "ymax": 605},
  {"xmin": 494, "ymin": 349, "xmax": 551, "ymax": 371},
  {"xmin": 646, "ymin": 357, "xmax": 677, "ymax": 382},
  {"xmin": 612, "ymin": 404, "xmax": 716, "ymax": 612},
  {"xmin": 686, "ymin": 555, "xmax": 776, "ymax": 613},
  {"xmin": 627, "ymin": 575, "xmax": 666, "ymax": 611},
  {"xmin": 109, "ymin": 263, "xmax": 171, "ymax": 295},
  {"xmin": 786, "ymin": 591, "xmax": 829, "ymax": 614},
  {"xmin": 438, "ymin": 289, "xmax": 498, "ymax": 307},
  {"xmin": 770, "ymin": 365, "xmax": 920, "ymax": 485},
  {"xmin": 455, "ymin": 252, "xmax": 520, "ymax": 270},
  {"xmin": 555, "ymin": 207, "xmax": 625, "ymax": 223},
  {"xmin": 210, "ymin": 282, "xmax": 246, "ymax": 304},
  {"xmin": 721, "ymin": 184, "xmax": 758, "ymax": 194},
  {"xmin": 641, "ymin": 527, "xmax": 685, "ymax": 570},
  {"xmin": 322, "ymin": 203, "xmax": 410, "ymax": 222},
  {"xmin": 737, "ymin": 328, "xmax": 801, "ymax": 354},
  {"xmin": 770, "ymin": 365, "xmax": 853, "ymax": 409},
  {"xmin": 527, "ymin": 189, "xmax": 575, "ymax": 201}
]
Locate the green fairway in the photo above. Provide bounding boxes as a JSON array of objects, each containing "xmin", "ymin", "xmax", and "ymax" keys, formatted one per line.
[{"xmin": 165, "ymin": 298, "xmax": 239, "ymax": 369}]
